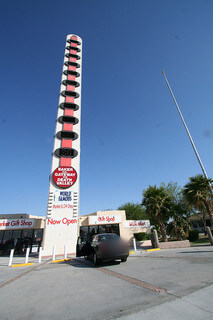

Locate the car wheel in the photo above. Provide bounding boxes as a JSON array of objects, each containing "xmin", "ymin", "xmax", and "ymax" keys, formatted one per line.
[
  {"xmin": 121, "ymin": 257, "xmax": 127, "ymax": 262},
  {"xmin": 93, "ymin": 252, "xmax": 99, "ymax": 266}
]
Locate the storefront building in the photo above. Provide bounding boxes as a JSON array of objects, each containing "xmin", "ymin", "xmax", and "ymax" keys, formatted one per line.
[
  {"xmin": 0, "ymin": 214, "xmax": 45, "ymax": 255},
  {"xmin": 79, "ymin": 210, "xmax": 150, "ymax": 242},
  {"xmin": 0, "ymin": 210, "xmax": 150, "ymax": 255}
]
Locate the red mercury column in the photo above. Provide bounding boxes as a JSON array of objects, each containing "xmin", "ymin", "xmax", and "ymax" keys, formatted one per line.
[
  {"xmin": 52, "ymin": 35, "xmax": 81, "ymax": 189},
  {"xmin": 61, "ymin": 36, "xmax": 78, "ymax": 167}
]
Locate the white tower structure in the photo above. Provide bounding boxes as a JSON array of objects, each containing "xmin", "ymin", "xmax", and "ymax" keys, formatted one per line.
[{"xmin": 42, "ymin": 34, "xmax": 82, "ymax": 256}]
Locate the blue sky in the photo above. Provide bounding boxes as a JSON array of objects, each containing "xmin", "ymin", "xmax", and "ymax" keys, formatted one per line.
[{"xmin": 1, "ymin": 0, "xmax": 213, "ymax": 216}]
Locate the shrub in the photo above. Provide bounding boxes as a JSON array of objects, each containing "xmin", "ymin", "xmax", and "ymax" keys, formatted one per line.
[
  {"xmin": 188, "ymin": 230, "xmax": 199, "ymax": 242},
  {"xmin": 134, "ymin": 232, "xmax": 150, "ymax": 241}
]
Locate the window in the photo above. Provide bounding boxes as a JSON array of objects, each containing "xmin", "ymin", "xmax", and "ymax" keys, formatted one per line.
[
  {"xmin": 32, "ymin": 229, "xmax": 43, "ymax": 244},
  {"xmin": 13, "ymin": 230, "xmax": 22, "ymax": 240},
  {"xmin": 80, "ymin": 227, "xmax": 89, "ymax": 239},
  {"xmin": 89, "ymin": 226, "xmax": 99, "ymax": 237},
  {"xmin": 0, "ymin": 231, "xmax": 4, "ymax": 244},
  {"xmin": 98, "ymin": 234, "xmax": 119, "ymax": 242},
  {"xmin": 105, "ymin": 224, "xmax": 120, "ymax": 236},
  {"xmin": 2, "ymin": 230, "xmax": 13, "ymax": 244},
  {"xmin": 99, "ymin": 225, "xmax": 107, "ymax": 234}
]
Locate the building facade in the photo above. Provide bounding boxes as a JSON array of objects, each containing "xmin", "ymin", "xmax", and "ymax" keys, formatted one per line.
[
  {"xmin": 79, "ymin": 210, "xmax": 150, "ymax": 242},
  {"xmin": 0, "ymin": 211, "xmax": 150, "ymax": 255},
  {"xmin": 0, "ymin": 214, "xmax": 45, "ymax": 255}
]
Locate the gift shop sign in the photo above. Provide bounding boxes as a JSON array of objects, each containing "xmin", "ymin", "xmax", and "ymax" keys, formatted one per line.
[
  {"xmin": 46, "ymin": 217, "xmax": 77, "ymax": 227},
  {"xmin": 52, "ymin": 166, "xmax": 77, "ymax": 188},
  {"xmin": 0, "ymin": 219, "xmax": 34, "ymax": 230},
  {"xmin": 89, "ymin": 215, "xmax": 122, "ymax": 225},
  {"xmin": 124, "ymin": 220, "xmax": 150, "ymax": 228}
]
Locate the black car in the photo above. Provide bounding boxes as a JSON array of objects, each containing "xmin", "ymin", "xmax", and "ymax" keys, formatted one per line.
[{"xmin": 76, "ymin": 233, "xmax": 129, "ymax": 265}]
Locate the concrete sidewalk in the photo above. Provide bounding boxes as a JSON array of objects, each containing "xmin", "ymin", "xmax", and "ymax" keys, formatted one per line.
[
  {"xmin": 119, "ymin": 283, "xmax": 213, "ymax": 320},
  {"xmin": 0, "ymin": 246, "xmax": 212, "ymax": 320}
]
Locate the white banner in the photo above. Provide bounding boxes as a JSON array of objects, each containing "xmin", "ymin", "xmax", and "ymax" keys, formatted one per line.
[
  {"xmin": 89, "ymin": 215, "xmax": 122, "ymax": 225},
  {"xmin": 0, "ymin": 219, "xmax": 35, "ymax": 230},
  {"xmin": 52, "ymin": 190, "xmax": 74, "ymax": 209},
  {"xmin": 123, "ymin": 220, "xmax": 150, "ymax": 228}
]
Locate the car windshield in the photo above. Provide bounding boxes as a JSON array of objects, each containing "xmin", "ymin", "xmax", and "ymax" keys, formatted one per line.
[{"xmin": 98, "ymin": 234, "xmax": 120, "ymax": 242}]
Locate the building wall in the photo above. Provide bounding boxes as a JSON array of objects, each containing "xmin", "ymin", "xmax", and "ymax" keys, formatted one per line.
[
  {"xmin": 0, "ymin": 214, "xmax": 45, "ymax": 255},
  {"xmin": 0, "ymin": 210, "xmax": 150, "ymax": 252},
  {"xmin": 79, "ymin": 210, "xmax": 150, "ymax": 242},
  {"xmin": 123, "ymin": 226, "xmax": 150, "ymax": 241}
]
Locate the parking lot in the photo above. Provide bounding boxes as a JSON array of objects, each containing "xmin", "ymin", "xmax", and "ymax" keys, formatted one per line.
[{"xmin": 0, "ymin": 246, "xmax": 213, "ymax": 320}]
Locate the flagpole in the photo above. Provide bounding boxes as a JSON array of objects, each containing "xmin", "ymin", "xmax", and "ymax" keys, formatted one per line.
[{"xmin": 162, "ymin": 71, "xmax": 213, "ymax": 194}]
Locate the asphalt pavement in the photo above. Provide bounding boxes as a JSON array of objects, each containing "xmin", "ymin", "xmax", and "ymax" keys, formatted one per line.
[{"xmin": 0, "ymin": 246, "xmax": 213, "ymax": 320}]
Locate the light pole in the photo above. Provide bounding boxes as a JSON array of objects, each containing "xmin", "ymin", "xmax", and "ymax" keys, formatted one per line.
[{"xmin": 162, "ymin": 71, "xmax": 213, "ymax": 196}]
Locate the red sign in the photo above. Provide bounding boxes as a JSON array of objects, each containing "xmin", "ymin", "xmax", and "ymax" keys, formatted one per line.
[
  {"xmin": 52, "ymin": 166, "xmax": 77, "ymax": 188},
  {"xmin": 46, "ymin": 218, "xmax": 77, "ymax": 226},
  {"xmin": 0, "ymin": 219, "xmax": 34, "ymax": 230}
]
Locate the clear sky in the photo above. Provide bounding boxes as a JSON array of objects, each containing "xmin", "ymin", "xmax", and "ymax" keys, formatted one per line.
[{"xmin": 1, "ymin": 0, "xmax": 213, "ymax": 216}]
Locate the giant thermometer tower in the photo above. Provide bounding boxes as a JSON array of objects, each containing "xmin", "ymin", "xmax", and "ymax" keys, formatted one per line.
[{"xmin": 42, "ymin": 34, "xmax": 82, "ymax": 256}]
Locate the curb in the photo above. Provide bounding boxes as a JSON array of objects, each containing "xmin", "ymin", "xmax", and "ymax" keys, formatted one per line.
[
  {"xmin": 52, "ymin": 258, "xmax": 71, "ymax": 264},
  {"xmin": 11, "ymin": 263, "xmax": 34, "ymax": 268}
]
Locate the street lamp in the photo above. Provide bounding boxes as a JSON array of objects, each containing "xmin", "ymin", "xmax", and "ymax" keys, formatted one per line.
[{"xmin": 162, "ymin": 71, "xmax": 213, "ymax": 196}]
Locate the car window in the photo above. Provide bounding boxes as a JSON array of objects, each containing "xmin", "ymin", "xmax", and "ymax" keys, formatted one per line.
[
  {"xmin": 98, "ymin": 234, "xmax": 120, "ymax": 242},
  {"xmin": 91, "ymin": 236, "xmax": 98, "ymax": 245}
]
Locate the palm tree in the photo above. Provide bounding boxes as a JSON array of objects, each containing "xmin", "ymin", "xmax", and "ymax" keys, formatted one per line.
[
  {"xmin": 167, "ymin": 202, "xmax": 190, "ymax": 240},
  {"xmin": 183, "ymin": 175, "xmax": 213, "ymax": 225},
  {"xmin": 142, "ymin": 185, "xmax": 172, "ymax": 242},
  {"xmin": 162, "ymin": 181, "xmax": 192, "ymax": 240}
]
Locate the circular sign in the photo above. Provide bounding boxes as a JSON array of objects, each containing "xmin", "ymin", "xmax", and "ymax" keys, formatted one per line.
[{"xmin": 52, "ymin": 166, "xmax": 77, "ymax": 189}]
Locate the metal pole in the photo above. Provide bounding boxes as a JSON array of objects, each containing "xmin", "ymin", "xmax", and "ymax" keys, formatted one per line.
[
  {"xmin": 64, "ymin": 245, "xmax": 67, "ymax": 260},
  {"xmin": 8, "ymin": 249, "xmax": 14, "ymax": 267},
  {"xmin": 52, "ymin": 246, "xmax": 55, "ymax": 261},
  {"xmin": 133, "ymin": 238, "xmax": 137, "ymax": 252},
  {"xmin": 25, "ymin": 247, "xmax": 30, "ymax": 264},
  {"xmin": 38, "ymin": 247, "xmax": 42, "ymax": 263},
  {"xmin": 162, "ymin": 71, "xmax": 213, "ymax": 195}
]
